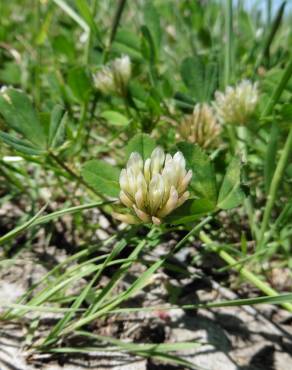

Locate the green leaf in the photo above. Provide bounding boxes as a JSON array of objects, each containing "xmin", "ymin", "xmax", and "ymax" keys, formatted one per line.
[
  {"xmin": 36, "ymin": 8, "xmax": 54, "ymax": 45},
  {"xmin": 48, "ymin": 105, "xmax": 67, "ymax": 149},
  {"xmin": 81, "ymin": 160, "xmax": 120, "ymax": 198},
  {"xmin": 67, "ymin": 67, "xmax": 92, "ymax": 103},
  {"xmin": 101, "ymin": 111, "xmax": 129, "ymax": 127},
  {"xmin": 143, "ymin": 2, "xmax": 161, "ymax": 55},
  {"xmin": 141, "ymin": 25, "xmax": 156, "ymax": 64},
  {"xmin": 53, "ymin": 0, "xmax": 89, "ymax": 33},
  {"xmin": 180, "ymin": 56, "xmax": 218, "ymax": 101},
  {"xmin": 0, "ymin": 201, "xmax": 106, "ymax": 246},
  {"xmin": 75, "ymin": 0, "xmax": 98, "ymax": 34},
  {"xmin": 0, "ymin": 88, "xmax": 47, "ymax": 148},
  {"xmin": 0, "ymin": 131, "xmax": 44, "ymax": 156},
  {"xmin": 52, "ymin": 34, "xmax": 75, "ymax": 60},
  {"xmin": 217, "ymin": 158, "xmax": 244, "ymax": 209},
  {"xmin": 166, "ymin": 198, "xmax": 216, "ymax": 225},
  {"xmin": 180, "ymin": 56, "xmax": 205, "ymax": 101},
  {"xmin": 177, "ymin": 142, "xmax": 217, "ymax": 204},
  {"xmin": 125, "ymin": 133, "xmax": 156, "ymax": 161},
  {"xmin": 113, "ymin": 28, "xmax": 142, "ymax": 61},
  {"xmin": 0, "ymin": 62, "xmax": 21, "ymax": 85}
]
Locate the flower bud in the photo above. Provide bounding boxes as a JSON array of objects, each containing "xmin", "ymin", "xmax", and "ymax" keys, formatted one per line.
[
  {"xmin": 178, "ymin": 103, "xmax": 221, "ymax": 149},
  {"xmin": 214, "ymin": 80, "xmax": 259, "ymax": 125}
]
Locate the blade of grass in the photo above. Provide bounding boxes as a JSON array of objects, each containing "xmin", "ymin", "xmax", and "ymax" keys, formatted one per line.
[
  {"xmin": 0, "ymin": 203, "xmax": 47, "ymax": 246},
  {"xmin": 0, "ymin": 201, "xmax": 109, "ymax": 246},
  {"xmin": 60, "ymin": 237, "xmax": 150, "ymax": 335},
  {"xmin": 75, "ymin": 331, "xmax": 202, "ymax": 352},
  {"xmin": 43, "ymin": 238, "xmax": 128, "ymax": 345},
  {"xmin": 110, "ymin": 292, "xmax": 292, "ymax": 314},
  {"xmin": 52, "ymin": 0, "xmax": 89, "ymax": 33},
  {"xmin": 255, "ymin": 1, "xmax": 286, "ymax": 70},
  {"xmin": 261, "ymin": 59, "xmax": 292, "ymax": 120},
  {"xmin": 200, "ymin": 231, "xmax": 292, "ymax": 312},
  {"xmin": 60, "ymin": 217, "xmax": 212, "ymax": 336}
]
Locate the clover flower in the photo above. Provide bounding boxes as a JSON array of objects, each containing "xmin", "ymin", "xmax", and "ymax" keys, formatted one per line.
[
  {"xmin": 113, "ymin": 147, "xmax": 192, "ymax": 225},
  {"xmin": 112, "ymin": 55, "xmax": 131, "ymax": 91},
  {"xmin": 178, "ymin": 103, "xmax": 221, "ymax": 149},
  {"xmin": 214, "ymin": 80, "xmax": 259, "ymax": 125},
  {"xmin": 94, "ymin": 55, "xmax": 131, "ymax": 96},
  {"xmin": 93, "ymin": 66, "xmax": 115, "ymax": 95}
]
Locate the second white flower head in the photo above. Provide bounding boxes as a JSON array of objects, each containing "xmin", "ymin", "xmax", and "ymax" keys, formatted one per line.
[{"xmin": 214, "ymin": 79, "xmax": 259, "ymax": 125}]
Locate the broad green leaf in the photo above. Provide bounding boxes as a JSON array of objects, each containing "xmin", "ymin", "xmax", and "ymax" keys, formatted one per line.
[
  {"xmin": 217, "ymin": 158, "xmax": 244, "ymax": 209},
  {"xmin": 52, "ymin": 34, "xmax": 75, "ymax": 59},
  {"xmin": 180, "ymin": 56, "xmax": 217, "ymax": 101},
  {"xmin": 129, "ymin": 81, "xmax": 148, "ymax": 105},
  {"xmin": 0, "ymin": 62, "xmax": 21, "ymax": 85},
  {"xmin": 0, "ymin": 88, "xmax": 47, "ymax": 148},
  {"xmin": 81, "ymin": 160, "xmax": 120, "ymax": 198},
  {"xmin": 101, "ymin": 111, "xmax": 129, "ymax": 126},
  {"xmin": 125, "ymin": 133, "xmax": 156, "ymax": 161},
  {"xmin": 177, "ymin": 142, "xmax": 217, "ymax": 204},
  {"xmin": 180, "ymin": 56, "xmax": 205, "ymax": 101},
  {"xmin": 166, "ymin": 198, "xmax": 216, "ymax": 225},
  {"xmin": 67, "ymin": 67, "xmax": 92, "ymax": 103},
  {"xmin": 115, "ymin": 28, "xmax": 141, "ymax": 52}
]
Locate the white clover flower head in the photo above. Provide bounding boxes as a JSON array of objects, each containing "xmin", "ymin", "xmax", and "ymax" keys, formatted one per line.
[
  {"xmin": 214, "ymin": 79, "xmax": 259, "ymax": 125},
  {"xmin": 114, "ymin": 147, "xmax": 192, "ymax": 225},
  {"xmin": 93, "ymin": 55, "xmax": 131, "ymax": 96},
  {"xmin": 93, "ymin": 66, "xmax": 115, "ymax": 95},
  {"xmin": 179, "ymin": 103, "xmax": 221, "ymax": 149},
  {"xmin": 111, "ymin": 55, "xmax": 131, "ymax": 95}
]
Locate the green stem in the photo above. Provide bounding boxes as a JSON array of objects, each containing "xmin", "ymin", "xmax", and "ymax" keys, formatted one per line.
[
  {"xmin": 258, "ymin": 125, "xmax": 292, "ymax": 247},
  {"xmin": 76, "ymin": 99, "xmax": 89, "ymax": 142},
  {"xmin": 200, "ymin": 231, "xmax": 292, "ymax": 312},
  {"xmin": 103, "ymin": 0, "xmax": 127, "ymax": 63},
  {"xmin": 109, "ymin": 0, "xmax": 127, "ymax": 46},
  {"xmin": 237, "ymin": 126, "xmax": 259, "ymax": 239}
]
